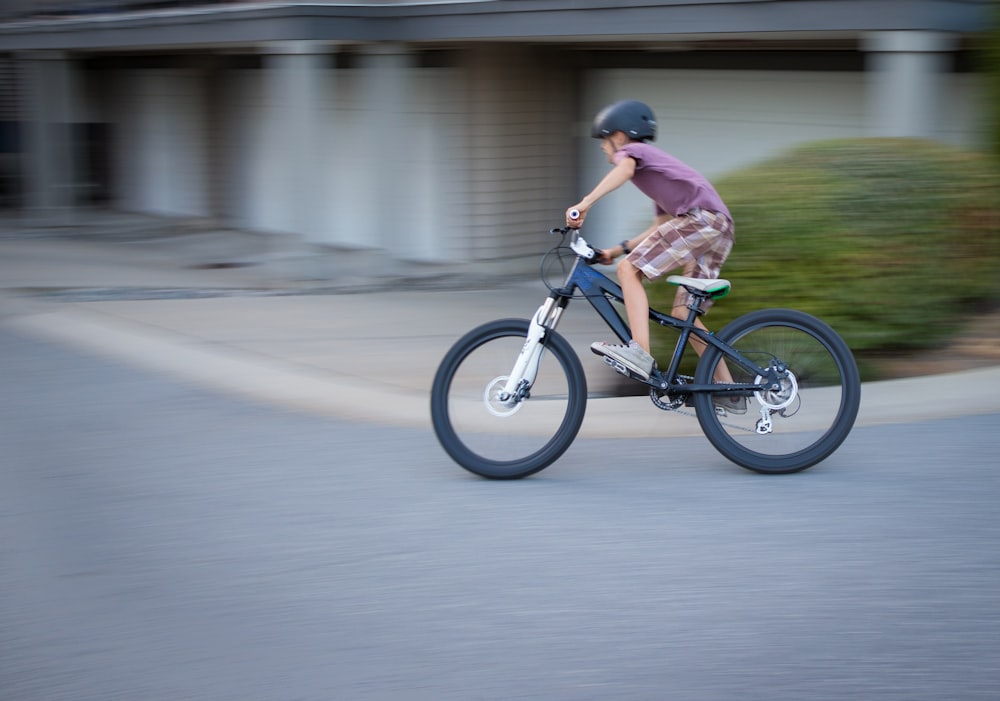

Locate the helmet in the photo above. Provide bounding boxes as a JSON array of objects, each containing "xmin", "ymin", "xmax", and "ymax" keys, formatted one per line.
[{"xmin": 591, "ymin": 100, "xmax": 657, "ymax": 141}]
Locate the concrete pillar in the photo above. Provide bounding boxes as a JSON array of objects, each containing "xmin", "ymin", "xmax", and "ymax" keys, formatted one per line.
[
  {"xmin": 357, "ymin": 44, "xmax": 416, "ymax": 253},
  {"xmin": 18, "ymin": 52, "xmax": 78, "ymax": 221},
  {"xmin": 863, "ymin": 31, "xmax": 958, "ymax": 139},
  {"xmin": 202, "ymin": 55, "xmax": 227, "ymax": 223},
  {"xmin": 262, "ymin": 42, "xmax": 331, "ymax": 241}
]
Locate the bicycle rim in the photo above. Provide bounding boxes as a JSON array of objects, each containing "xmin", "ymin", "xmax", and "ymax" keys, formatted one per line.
[
  {"xmin": 695, "ymin": 309, "xmax": 860, "ymax": 474},
  {"xmin": 431, "ymin": 320, "xmax": 587, "ymax": 479}
]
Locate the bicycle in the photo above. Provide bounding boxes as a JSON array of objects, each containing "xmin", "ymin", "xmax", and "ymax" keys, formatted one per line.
[{"xmin": 431, "ymin": 223, "xmax": 861, "ymax": 479}]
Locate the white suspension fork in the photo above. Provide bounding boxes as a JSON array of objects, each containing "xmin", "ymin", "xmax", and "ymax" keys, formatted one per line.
[{"xmin": 499, "ymin": 297, "xmax": 564, "ymax": 402}]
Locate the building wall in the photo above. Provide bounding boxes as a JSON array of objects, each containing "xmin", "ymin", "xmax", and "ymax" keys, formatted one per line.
[
  {"xmin": 0, "ymin": 55, "xmax": 20, "ymax": 206},
  {"xmin": 8, "ymin": 41, "xmax": 990, "ymax": 273},
  {"xmin": 219, "ymin": 58, "xmax": 469, "ymax": 262},
  {"xmin": 207, "ymin": 45, "xmax": 575, "ymax": 266},
  {"xmin": 460, "ymin": 46, "xmax": 576, "ymax": 264}
]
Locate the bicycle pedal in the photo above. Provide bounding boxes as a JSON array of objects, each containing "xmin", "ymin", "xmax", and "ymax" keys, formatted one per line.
[
  {"xmin": 602, "ymin": 355, "xmax": 652, "ymax": 383},
  {"xmin": 603, "ymin": 355, "xmax": 631, "ymax": 377}
]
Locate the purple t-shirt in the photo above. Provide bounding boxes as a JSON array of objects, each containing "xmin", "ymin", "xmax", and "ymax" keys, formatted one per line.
[{"xmin": 615, "ymin": 142, "xmax": 731, "ymax": 221}]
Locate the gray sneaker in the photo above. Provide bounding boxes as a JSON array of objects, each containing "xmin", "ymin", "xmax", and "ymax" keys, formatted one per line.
[
  {"xmin": 591, "ymin": 341, "xmax": 655, "ymax": 380},
  {"xmin": 713, "ymin": 394, "xmax": 748, "ymax": 416}
]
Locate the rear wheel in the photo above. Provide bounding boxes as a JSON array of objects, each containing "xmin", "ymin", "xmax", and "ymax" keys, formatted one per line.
[
  {"xmin": 694, "ymin": 309, "xmax": 860, "ymax": 474},
  {"xmin": 431, "ymin": 319, "xmax": 587, "ymax": 479}
]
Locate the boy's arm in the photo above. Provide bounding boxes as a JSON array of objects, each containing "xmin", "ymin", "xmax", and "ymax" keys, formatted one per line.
[
  {"xmin": 594, "ymin": 213, "xmax": 670, "ymax": 265},
  {"xmin": 593, "ymin": 218, "xmax": 651, "ymax": 265},
  {"xmin": 566, "ymin": 156, "xmax": 636, "ymax": 227}
]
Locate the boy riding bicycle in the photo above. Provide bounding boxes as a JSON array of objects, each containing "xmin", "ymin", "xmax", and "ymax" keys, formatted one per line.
[{"xmin": 566, "ymin": 99, "xmax": 738, "ymax": 397}]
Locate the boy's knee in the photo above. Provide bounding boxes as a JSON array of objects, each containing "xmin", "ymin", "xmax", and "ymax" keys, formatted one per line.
[{"xmin": 617, "ymin": 258, "xmax": 638, "ymax": 277}]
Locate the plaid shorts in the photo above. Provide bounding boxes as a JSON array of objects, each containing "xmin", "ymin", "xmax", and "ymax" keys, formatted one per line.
[{"xmin": 628, "ymin": 208, "xmax": 735, "ymax": 310}]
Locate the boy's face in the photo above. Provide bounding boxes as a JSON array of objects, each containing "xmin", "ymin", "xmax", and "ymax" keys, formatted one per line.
[{"xmin": 600, "ymin": 132, "xmax": 627, "ymax": 164}]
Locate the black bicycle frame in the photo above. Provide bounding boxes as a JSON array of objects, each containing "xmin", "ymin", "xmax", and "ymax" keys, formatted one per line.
[{"xmin": 548, "ymin": 256, "xmax": 778, "ymax": 396}]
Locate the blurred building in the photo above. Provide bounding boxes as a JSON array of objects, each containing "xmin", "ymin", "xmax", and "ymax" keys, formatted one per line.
[{"xmin": 0, "ymin": 0, "xmax": 993, "ymax": 273}]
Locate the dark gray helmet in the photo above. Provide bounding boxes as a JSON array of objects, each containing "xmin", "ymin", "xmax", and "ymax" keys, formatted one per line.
[{"xmin": 591, "ymin": 100, "xmax": 657, "ymax": 141}]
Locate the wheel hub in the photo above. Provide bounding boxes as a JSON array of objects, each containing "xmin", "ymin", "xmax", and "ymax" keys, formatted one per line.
[{"xmin": 484, "ymin": 375, "xmax": 524, "ymax": 417}]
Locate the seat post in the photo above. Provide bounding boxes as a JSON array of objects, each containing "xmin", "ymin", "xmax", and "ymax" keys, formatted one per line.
[{"xmin": 685, "ymin": 292, "xmax": 709, "ymax": 322}]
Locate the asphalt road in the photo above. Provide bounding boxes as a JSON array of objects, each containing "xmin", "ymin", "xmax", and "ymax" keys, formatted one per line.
[{"xmin": 2, "ymin": 329, "xmax": 999, "ymax": 701}]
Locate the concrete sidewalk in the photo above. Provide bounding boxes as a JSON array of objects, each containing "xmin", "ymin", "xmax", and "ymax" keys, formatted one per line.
[{"xmin": 2, "ymin": 214, "xmax": 999, "ymax": 438}]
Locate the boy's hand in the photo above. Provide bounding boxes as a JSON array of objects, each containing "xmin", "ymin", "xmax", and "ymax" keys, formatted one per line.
[
  {"xmin": 566, "ymin": 205, "xmax": 587, "ymax": 228},
  {"xmin": 595, "ymin": 248, "xmax": 616, "ymax": 265}
]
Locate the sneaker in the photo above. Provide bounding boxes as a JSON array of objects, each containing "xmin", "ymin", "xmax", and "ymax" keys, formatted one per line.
[
  {"xmin": 713, "ymin": 394, "xmax": 748, "ymax": 416},
  {"xmin": 683, "ymin": 394, "xmax": 750, "ymax": 415},
  {"xmin": 591, "ymin": 341, "xmax": 655, "ymax": 381}
]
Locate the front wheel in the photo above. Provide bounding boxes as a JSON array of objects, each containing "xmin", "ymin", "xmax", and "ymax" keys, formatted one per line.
[
  {"xmin": 431, "ymin": 319, "xmax": 587, "ymax": 479},
  {"xmin": 694, "ymin": 308, "xmax": 861, "ymax": 474}
]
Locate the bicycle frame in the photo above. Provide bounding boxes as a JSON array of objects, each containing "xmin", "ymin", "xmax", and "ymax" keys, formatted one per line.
[{"xmin": 500, "ymin": 230, "xmax": 783, "ymax": 402}]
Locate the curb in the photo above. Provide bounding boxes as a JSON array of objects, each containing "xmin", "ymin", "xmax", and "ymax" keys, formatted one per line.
[{"xmin": 1, "ymin": 297, "xmax": 431, "ymax": 428}]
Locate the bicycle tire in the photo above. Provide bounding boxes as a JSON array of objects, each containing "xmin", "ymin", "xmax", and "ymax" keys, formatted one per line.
[
  {"xmin": 431, "ymin": 318, "xmax": 588, "ymax": 479},
  {"xmin": 693, "ymin": 308, "xmax": 861, "ymax": 474}
]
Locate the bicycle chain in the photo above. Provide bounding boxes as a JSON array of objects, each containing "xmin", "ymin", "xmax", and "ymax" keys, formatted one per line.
[{"xmin": 649, "ymin": 390, "xmax": 758, "ymax": 434}]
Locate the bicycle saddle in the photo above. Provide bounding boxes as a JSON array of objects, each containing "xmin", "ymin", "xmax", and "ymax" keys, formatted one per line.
[{"xmin": 667, "ymin": 275, "xmax": 731, "ymax": 299}]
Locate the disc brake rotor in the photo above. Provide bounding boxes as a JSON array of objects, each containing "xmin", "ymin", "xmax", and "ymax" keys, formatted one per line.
[{"xmin": 754, "ymin": 370, "xmax": 798, "ymax": 411}]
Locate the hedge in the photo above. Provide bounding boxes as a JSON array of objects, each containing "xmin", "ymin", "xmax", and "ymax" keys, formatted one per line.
[{"xmin": 644, "ymin": 138, "xmax": 1000, "ymax": 379}]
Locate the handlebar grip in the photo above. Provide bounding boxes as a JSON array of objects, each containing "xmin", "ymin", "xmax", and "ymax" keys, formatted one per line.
[{"xmin": 568, "ymin": 209, "xmax": 581, "ymax": 222}]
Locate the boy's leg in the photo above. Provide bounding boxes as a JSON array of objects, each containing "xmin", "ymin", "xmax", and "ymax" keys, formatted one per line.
[
  {"xmin": 593, "ymin": 210, "xmax": 733, "ymax": 383},
  {"xmin": 589, "ymin": 257, "xmax": 656, "ymax": 380},
  {"xmin": 619, "ymin": 258, "xmax": 651, "ymax": 352},
  {"xmin": 670, "ymin": 300, "xmax": 735, "ymax": 384},
  {"xmin": 671, "ymin": 284, "xmax": 743, "ymax": 413}
]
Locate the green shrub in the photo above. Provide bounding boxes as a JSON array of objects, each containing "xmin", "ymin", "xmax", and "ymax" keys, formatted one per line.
[
  {"xmin": 645, "ymin": 138, "xmax": 1000, "ymax": 379},
  {"xmin": 988, "ymin": 2, "xmax": 1000, "ymax": 161}
]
